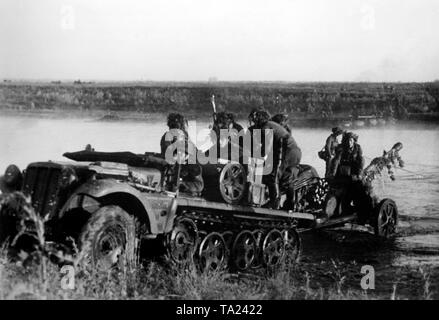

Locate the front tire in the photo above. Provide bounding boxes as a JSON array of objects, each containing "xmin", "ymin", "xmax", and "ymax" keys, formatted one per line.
[{"xmin": 78, "ymin": 205, "xmax": 138, "ymax": 271}]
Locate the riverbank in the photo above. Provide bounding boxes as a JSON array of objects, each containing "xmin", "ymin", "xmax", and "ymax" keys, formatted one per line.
[
  {"xmin": 1, "ymin": 108, "xmax": 439, "ymax": 131},
  {"xmin": 1, "ymin": 81, "xmax": 439, "ymax": 126}
]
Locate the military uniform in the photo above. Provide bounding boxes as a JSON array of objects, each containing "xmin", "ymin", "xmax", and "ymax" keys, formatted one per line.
[
  {"xmin": 160, "ymin": 129, "xmax": 188, "ymax": 158},
  {"xmin": 160, "ymin": 114, "xmax": 202, "ymax": 195},
  {"xmin": 331, "ymin": 142, "xmax": 364, "ymax": 180},
  {"xmin": 254, "ymin": 120, "xmax": 302, "ymax": 207},
  {"xmin": 271, "ymin": 114, "xmax": 291, "ymax": 134},
  {"xmin": 211, "ymin": 112, "xmax": 245, "ymax": 162},
  {"xmin": 324, "ymin": 134, "xmax": 339, "ymax": 178},
  {"xmin": 330, "ymin": 135, "xmax": 370, "ymax": 222}
]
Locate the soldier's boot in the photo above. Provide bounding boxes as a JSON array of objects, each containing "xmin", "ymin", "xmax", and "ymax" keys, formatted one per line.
[{"xmin": 266, "ymin": 182, "xmax": 280, "ymax": 209}]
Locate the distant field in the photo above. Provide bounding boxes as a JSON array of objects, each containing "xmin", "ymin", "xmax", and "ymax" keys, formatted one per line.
[{"xmin": 1, "ymin": 81, "xmax": 439, "ymax": 123}]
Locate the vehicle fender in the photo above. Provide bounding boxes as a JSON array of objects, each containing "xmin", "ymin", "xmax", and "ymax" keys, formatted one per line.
[{"xmin": 60, "ymin": 179, "xmax": 163, "ymax": 234}]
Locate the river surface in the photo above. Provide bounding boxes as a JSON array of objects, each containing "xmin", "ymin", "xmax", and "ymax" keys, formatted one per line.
[{"xmin": 1, "ymin": 114, "xmax": 439, "ymax": 298}]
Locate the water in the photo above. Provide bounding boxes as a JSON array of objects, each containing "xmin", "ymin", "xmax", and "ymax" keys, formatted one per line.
[{"xmin": 1, "ymin": 114, "xmax": 439, "ymax": 297}]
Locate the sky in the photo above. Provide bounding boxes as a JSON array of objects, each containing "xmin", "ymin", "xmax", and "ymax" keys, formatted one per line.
[{"xmin": 0, "ymin": 0, "xmax": 438, "ymax": 82}]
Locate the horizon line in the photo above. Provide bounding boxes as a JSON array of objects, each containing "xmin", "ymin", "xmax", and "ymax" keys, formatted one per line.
[{"xmin": 2, "ymin": 78, "xmax": 438, "ymax": 85}]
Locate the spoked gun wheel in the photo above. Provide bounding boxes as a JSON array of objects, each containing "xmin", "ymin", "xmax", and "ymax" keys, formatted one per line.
[
  {"xmin": 374, "ymin": 199, "xmax": 398, "ymax": 239},
  {"xmin": 219, "ymin": 163, "xmax": 247, "ymax": 204}
]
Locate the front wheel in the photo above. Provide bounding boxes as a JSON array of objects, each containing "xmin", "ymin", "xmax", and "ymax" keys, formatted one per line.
[{"xmin": 78, "ymin": 205, "xmax": 138, "ymax": 271}]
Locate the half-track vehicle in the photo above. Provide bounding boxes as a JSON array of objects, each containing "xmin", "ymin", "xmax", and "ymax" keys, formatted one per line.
[{"xmin": 0, "ymin": 145, "xmax": 400, "ymax": 272}]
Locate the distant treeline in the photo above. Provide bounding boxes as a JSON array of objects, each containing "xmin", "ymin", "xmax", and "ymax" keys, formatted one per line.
[{"xmin": 1, "ymin": 81, "xmax": 439, "ymax": 120}]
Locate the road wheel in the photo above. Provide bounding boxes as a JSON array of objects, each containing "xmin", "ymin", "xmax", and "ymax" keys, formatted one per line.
[
  {"xmin": 282, "ymin": 228, "xmax": 301, "ymax": 266},
  {"xmin": 166, "ymin": 217, "xmax": 197, "ymax": 265},
  {"xmin": 231, "ymin": 230, "xmax": 257, "ymax": 271},
  {"xmin": 374, "ymin": 199, "xmax": 398, "ymax": 239},
  {"xmin": 261, "ymin": 229, "xmax": 285, "ymax": 268},
  {"xmin": 78, "ymin": 205, "xmax": 138, "ymax": 271},
  {"xmin": 197, "ymin": 232, "xmax": 227, "ymax": 272}
]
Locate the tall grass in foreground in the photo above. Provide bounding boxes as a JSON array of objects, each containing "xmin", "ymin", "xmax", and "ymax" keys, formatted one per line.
[
  {"xmin": 0, "ymin": 196, "xmax": 435, "ymax": 300},
  {"xmin": 1, "ymin": 250, "xmax": 436, "ymax": 300}
]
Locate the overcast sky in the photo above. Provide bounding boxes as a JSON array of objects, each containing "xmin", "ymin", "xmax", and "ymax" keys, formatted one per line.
[{"xmin": 0, "ymin": 0, "xmax": 438, "ymax": 82}]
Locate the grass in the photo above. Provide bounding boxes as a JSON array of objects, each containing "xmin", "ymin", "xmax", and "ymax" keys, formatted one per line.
[
  {"xmin": 0, "ymin": 193, "xmax": 436, "ymax": 300},
  {"xmin": 1, "ymin": 249, "xmax": 436, "ymax": 300}
]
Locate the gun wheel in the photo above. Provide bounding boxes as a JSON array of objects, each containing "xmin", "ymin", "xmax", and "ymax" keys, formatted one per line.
[
  {"xmin": 197, "ymin": 232, "xmax": 227, "ymax": 272},
  {"xmin": 262, "ymin": 229, "xmax": 285, "ymax": 268},
  {"xmin": 167, "ymin": 218, "xmax": 198, "ymax": 265},
  {"xmin": 219, "ymin": 163, "xmax": 246, "ymax": 204},
  {"xmin": 231, "ymin": 230, "xmax": 257, "ymax": 271},
  {"xmin": 374, "ymin": 199, "xmax": 398, "ymax": 239}
]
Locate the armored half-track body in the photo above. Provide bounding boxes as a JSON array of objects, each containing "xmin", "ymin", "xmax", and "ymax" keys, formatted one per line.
[{"xmin": 0, "ymin": 146, "xmax": 400, "ymax": 273}]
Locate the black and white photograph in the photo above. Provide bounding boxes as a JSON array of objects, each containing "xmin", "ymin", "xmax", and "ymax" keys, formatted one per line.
[{"xmin": 0, "ymin": 0, "xmax": 439, "ymax": 304}]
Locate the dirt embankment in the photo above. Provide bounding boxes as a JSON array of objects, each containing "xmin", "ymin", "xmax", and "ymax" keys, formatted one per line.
[{"xmin": 1, "ymin": 81, "xmax": 439, "ymax": 123}]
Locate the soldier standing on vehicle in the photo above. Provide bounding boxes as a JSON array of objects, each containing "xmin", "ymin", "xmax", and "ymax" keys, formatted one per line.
[
  {"xmin": 160, "ymin": 113, "xmax": 203, "ymax": 195},
  {"xmin": 322, "ymin": 127, "xmax": 344, "ymax": 178},
  {"xmin": 330, "ymin": 132, "xmax": 372, "ymax": 221},
  {"xmin": 249, "ymin": 109, "xmax": 302, "ymax": 209},
  {"xmin": 271, "ymin": 113, "xmax": 291, "ymax": 133},
  {"xmin": 209, "ymin": 111, "xmax": 245, "ymax": 162},
  {"xmin": 160, "ymin": 113, "xmax": 199, "ymax": 159},
  {"xmin": 330, "ymin": 131, "xmax": 364, "ymax": 180},
  {"xmin": 226, "ymin": 113, "xmax": 243, "ymax": 133}
]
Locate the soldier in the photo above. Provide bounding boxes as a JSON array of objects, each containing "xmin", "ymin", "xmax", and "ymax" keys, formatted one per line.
[
  {"xmin": 322, "ymin": 127, "xmax": 344, "ymax": 178},
  {"xmin": 160, "ymin": 113, "xmax": 203, "ymax": 195},
  {"xmin": 249, "ymin": 109, "xmax": 302, "ymax": 209},
  {"xmin": 330, "ymin": 131, "xmax": 364, "ymax": 181},
  {"xmin": 160, "ymin": 113, "xmax": 188, "ymax": 158},
  {"xmin": 0, "ymin": 165, "xmax": 23, "ymax": 195},
  {"xmin": 85, "ymin": 144, "xmax": 95, "ymax": 152},
  {"xmin": 210, "ymin": 112, "xmax": 244, "ymax": 162},
  {"xmin": 178, "ymin": 164, "xmax": 204, "ymax": 196},
  {"xmin": 271, "ymin": 113, "xmax": 291, "ymax": 133},
  {"xmin": 211, "ymin": 112, "xmax": 229, "ymax": 147},
  {"xmin": 161, "ymin": 113, "xmax": 200, "ymax": 161},
  {"xmin": 226, "ymin": 112, "xmax": 243, "ymax": 132},
  {"xmin": 330, "ymin": 132, "xmax": 370, "ymax": 220}
]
